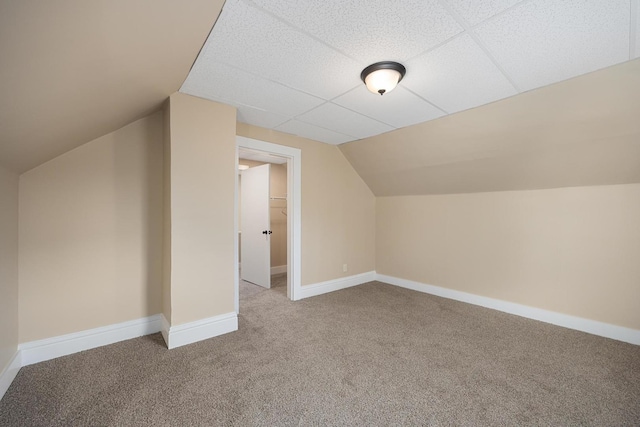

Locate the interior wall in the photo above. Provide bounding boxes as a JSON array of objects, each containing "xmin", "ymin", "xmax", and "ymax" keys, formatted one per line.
[
  {"xmin": 19, "ymin": 112, "xmax": 164, "ymax": 342},
  {"xmin": 237, "ymin": 123, "xmax": 376, "ymax": 285},
  {"xmin": 376, "ymin": 184, "xmax": 640, "ymax": 330},
  {"xmin": 339, "ymin": 59, "xmax": 640, "ymax": 197},
  {"xmin": 238, "ymin": 159, "xmax": 287, "ymax": 268},
  {"xmin": 168, "ymin": 93, "xmax": 236, "ymax": 325},
  {"xmin": 0, "ymin": 166, "xmax": 19, "ymax": 373},
  {"xmin": 162, "ymin": 100, "xmax": 172, "ymax": 322}
]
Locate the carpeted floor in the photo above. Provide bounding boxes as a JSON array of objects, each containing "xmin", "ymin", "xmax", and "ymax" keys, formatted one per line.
[{"xmin": 1, "ymin": 277, "xmax": 639, "ymax": 426}]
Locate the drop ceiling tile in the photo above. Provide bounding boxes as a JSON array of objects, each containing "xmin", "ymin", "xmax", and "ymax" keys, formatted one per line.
[
  {"xmin": 251, "ymin": 0, "xmax": 463, "ymax": 64},
  {"xmin": 236, "ymin": 105, "xmax": 289, "ymax": 129},
  {"xmin": 635, "ymin": 2, "xmax": 640, "ymax": 59},
  {"xmin": 333, "ymin": 86, "xmax": 445, "ymax": 129},
  {"xmin": 181, "ymin": 61, "xmax": 324, "ymax": 118},
  {"xmin": 403, "ymin": 34, "xmax": 517, "ymax": 114},
  {"xmin": 446, "ymin": 0, "xmax": 523, "ymax": 26},
  {"xmin": 474, "ymin": 0, "xmax": 630, "ymax": 91},
  {"xmin": 275, "ymin": 120, "xmax": 355, "ymax": 145},
  {"xmin": 296, "ymin": 103, "xmax": 395, "ymax": 139},
  {"xmin": 198, "ymin": 0, "xmax": 361, "ymax": 99}
]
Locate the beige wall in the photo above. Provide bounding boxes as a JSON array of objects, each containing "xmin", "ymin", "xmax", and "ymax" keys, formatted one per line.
[
  {"xmin": 19, "ymin": 112, "xmax": 164, "ymax": 342},
  {"xmin": 238, "ymin": 159, "xmax": 288, "ymax": 268},
  {"xmin": 0, "ymin": 166, "xmax": 19, "ymax": 372},
  {"xmin": 340, "ymin": 59, "xmax": 640, "ymax": 197},
  {"xmin": 1, "ymin": 0, "xmax": 225, "ymax": 173},
  {"xmin": 237, "ymin": 124, "xmax": 376, "ymax": 285},
  {"xmin": 167, "ymin": 93, "xmax": 236, "ymax": 325},
  {"xmin": 376, "ymin": 184, "xmax": 640, "ymax": 329}
]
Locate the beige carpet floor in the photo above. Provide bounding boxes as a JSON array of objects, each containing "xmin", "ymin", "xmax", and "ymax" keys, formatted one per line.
[{"xmin": 1, "ymin": 276, "xmax": 639, "ymax": 426}]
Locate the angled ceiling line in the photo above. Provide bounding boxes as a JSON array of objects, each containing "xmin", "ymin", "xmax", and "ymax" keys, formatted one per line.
[
  {"xmin": 184, "ymin": 0, "xmax": 231, "ymax": 77},
  {"xmin": 401, "ymin": 87, "xmax": 450, "ymax": 116}
]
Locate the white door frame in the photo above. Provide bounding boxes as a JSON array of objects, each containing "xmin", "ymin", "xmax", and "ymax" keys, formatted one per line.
[{"xmin": 235, "ymin": 136, "xmax": 302, "ymax": 313}]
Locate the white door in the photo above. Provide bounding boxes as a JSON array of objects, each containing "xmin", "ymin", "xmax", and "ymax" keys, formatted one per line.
[{"xmin": 241, "ymin": 164, "xmax": 271, "ymax": 288}]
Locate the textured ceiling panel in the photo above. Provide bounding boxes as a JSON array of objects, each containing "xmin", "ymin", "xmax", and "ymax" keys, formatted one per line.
[
  {"xmin": 236, "ymin": 105, "xmax": 289, "ymax": 129},
  {"xmin": 446, "ymin": 0, "xmax": 523, "ymax": 26},
  {"xmin": 251, "ymin": 0, "xmax": 463, "ymax": 64},
  {"xmin": 181, "ymin": 61, "xmax": 324, "ymax": 118},
  {"xmin": 333, "ymin": 86, "xmax": 446, "ymax": 129},
  {"xmin": 180, "ymin": 0, "xmax": 637, "ymax": 150},
  {"xmin": 474, "ymin": 0, "xmax": 630, "ymax": 91},
  {"xmin": 275, "ymin": 120, "xmax": 354, "ymax": 145},
  {"xmin": 404, "ymin": 34, "xmax": 517, "ymax": 113},
  {"xmin": 296, "ymin": 103, "xmax": 394, "ymax": 139},
  {"xmin": 198, "ymin": 0, "xmax": 361, "ymax": 99}
]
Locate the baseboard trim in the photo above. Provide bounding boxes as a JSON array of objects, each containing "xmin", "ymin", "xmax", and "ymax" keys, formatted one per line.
[
  {"xmin": 271, "ymin": 265, "xmax": 287, "ymax": 275},
  {"xmin": 163, "ymin": 312, "xmax": 238, "ymax": 350},
  {"xmin": 300, "ymin": 271, "xmax": 376, "ymax": 300},
  {"xmin": 0, "ymin": 350, "xmax": 22, "ymax": 401},
  {"xmin": 377, "ymin": 274, "xmax": 640, "ymax": 346},
  {"xmin": 19, "ymin": 314, "xmax": 164, "ymax": 366}
]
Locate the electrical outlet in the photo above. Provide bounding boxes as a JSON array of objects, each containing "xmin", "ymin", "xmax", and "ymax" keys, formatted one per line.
[{"xmin": 343, "ymin": 264, "xmax": 348, "ymax": 272}]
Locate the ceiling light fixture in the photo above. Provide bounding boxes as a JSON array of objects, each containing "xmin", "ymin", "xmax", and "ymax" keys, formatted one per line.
[
  {"xmin": 238, "ymin": 164, "xmax": 249, "ymax": 170},
  {"xmin": 361, "ymin": 61, "xmax": 406, "ymax": 96}
]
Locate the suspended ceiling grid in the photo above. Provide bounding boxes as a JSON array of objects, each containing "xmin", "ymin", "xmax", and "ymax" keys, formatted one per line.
[{"xmin": 181, "ymin": 0, "xmax": 639, "ymax": 145}]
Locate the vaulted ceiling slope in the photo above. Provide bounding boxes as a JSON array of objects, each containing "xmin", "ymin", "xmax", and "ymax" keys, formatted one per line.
[
  {"xmin": 0, "ymin": 0, "xmax": 224, "ymax": 173},
  {"xmin": 339, "ymin": 59, "xmax": 640, "ymax": 196},
  {"xmin": 181, "ymin": 0, "xmax": 639, "ymax": 146}
]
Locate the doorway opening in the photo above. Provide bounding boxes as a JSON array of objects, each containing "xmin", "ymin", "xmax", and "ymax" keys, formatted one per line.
[{"xmin": 234, "ymin": 136, "xmax": 301, "ymax": 314}]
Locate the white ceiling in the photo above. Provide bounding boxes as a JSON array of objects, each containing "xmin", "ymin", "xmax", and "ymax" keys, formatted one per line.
[{"xmin": 181, "ymin": 0, "xmax": 639, "ymax": 146}]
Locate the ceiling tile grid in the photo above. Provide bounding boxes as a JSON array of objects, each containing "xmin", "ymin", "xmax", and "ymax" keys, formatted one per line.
[
  {"xmin": 197, "ymin": 0, "xmax": 362, "ymax": 99},
  {"xmin": 181, "ymin": 61, "xmax": 325, "ymax": 118},
  {"xmin": 181, "ymin": 0, "xmax": 638, "ymax": 146},
  {"xmin": 275, "ymin": 119, "xmax": 355, "ymax": 145},
  {"xmin": 403, "ymin": 33, "xmax": 518, "ymax": 114},
  {"xmin": 296, "ymin": 103, "xmax": 395, "ymax": 139},
  {"xmin": 445, "ymin": 0, "xmax": 524, "ymax": 26},
  {"xmin": 236, "ymin": 105, "xmax": 290, "ymax": 129},
  {"xmin": 333, "ymin": 86, "xmax": 446, "ymax": 129},
  {"xmin": 472, "ymin": 0, "xmax": 631, "ymax": 92},
  {"xmin": 250, "ymin": 0, "xmax": 464, "ymax": 64}
]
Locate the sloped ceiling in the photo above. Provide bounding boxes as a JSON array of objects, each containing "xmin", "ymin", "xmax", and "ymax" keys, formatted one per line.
[
  {"xmin": 182, "ymin": 0, "xmax": 639, "ymax": 146},
  {"xmin": 339, "ymin": 59, "xmax": 640, "ymax": 195},
  {"xmin": 0, "ymin": 0, "xmax": 224, "ymax": 173}
]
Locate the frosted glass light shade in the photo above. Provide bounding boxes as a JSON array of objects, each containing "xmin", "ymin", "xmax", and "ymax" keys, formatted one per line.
[{"xmin": 361, "ymin": 61, "xmax": 406, "ymax": 96}]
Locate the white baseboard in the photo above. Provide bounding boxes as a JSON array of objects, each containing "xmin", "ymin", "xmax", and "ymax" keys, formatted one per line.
[
  {"xmin": 377, "ymin": 274, "xmax": 640, "ymax": 346},
  {"xmin": 19, "ymin": 314, "xmax": 163, "ymax": 366},
  {"xmin": 162, "ymin": 312, "xmax": 238, "ymax": 350},
  {"xmin": 299, "ymin": 271, "xmax": 376, "ymax": 300},
  {"xmin": 271, "ymin": 265, "xmax": 287, "ymax": 275},
  {"xmin": 0, "ymin": 350, "xmax": 22, "ymax": 401}
]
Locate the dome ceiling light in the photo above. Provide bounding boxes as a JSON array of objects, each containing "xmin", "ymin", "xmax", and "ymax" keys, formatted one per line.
[{"xmin": 360, "ymin": 61, "xmax": 406, "ymax": 96}]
